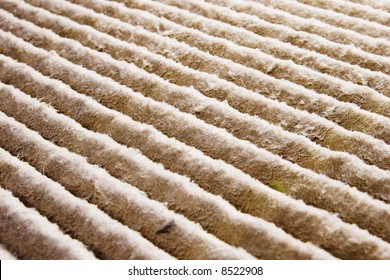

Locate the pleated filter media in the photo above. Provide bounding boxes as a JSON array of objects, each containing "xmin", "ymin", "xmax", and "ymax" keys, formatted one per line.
[{"xmin": 0, "ymin": 0, "xmax": 389, "ymax": 260}]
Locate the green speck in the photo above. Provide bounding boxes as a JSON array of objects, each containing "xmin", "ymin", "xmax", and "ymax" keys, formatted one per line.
[{"xmin": 270, "ymin": 181, "xmax": 285, "ymax": 193}]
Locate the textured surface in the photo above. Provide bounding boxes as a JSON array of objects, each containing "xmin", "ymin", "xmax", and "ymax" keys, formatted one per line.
[{"xmin": 0, "ymin": 0, "xmax": 389, "ymax": 260}]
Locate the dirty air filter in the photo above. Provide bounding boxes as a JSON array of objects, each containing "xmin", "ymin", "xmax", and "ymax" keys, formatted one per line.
[{"xmin": 0, "ymin": 0, "xmax": 389, "ymax": 260}]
